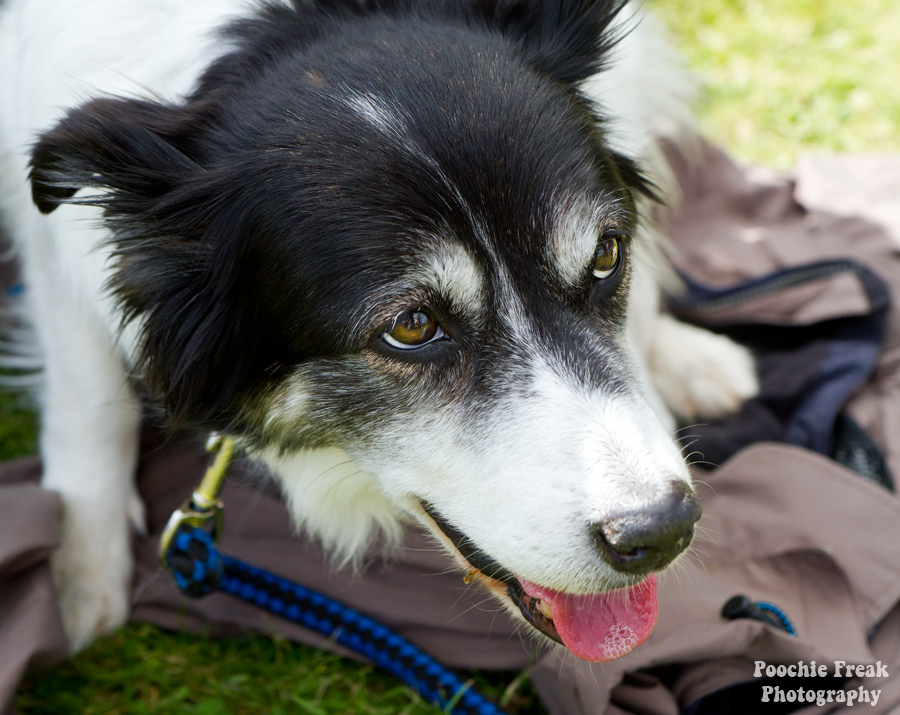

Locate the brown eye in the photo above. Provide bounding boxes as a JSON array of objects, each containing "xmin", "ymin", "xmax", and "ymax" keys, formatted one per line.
[
  {"xmin": 383, "ymin": 309, "xmax": 443, "ymax": 349},
  {"xmin": 592, "ymin": 237, "xmax": 620, "ymax": 279}
]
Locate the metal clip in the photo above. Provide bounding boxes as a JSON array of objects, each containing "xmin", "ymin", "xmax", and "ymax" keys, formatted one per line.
[{"xmin": 158, "ymin": 434, "xmax": 236, "ymax": 564}]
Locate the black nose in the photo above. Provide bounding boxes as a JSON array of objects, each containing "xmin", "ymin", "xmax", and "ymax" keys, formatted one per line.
[{"xmin": 594, "ymin": 481, "xmax": 701, "ymax": 574}]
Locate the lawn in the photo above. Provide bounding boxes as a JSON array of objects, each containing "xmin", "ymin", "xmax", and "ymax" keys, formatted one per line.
[
  {"xmin": 18, "ymin": 623, "xmax": 542, "ymax": 715},
  {"xmin": 651, "ymin": 0, "xmax": 900, "ymax": 168},
  {"xmin": 10, "ymin": 0, "xmax": 900, "ymax": 713}
]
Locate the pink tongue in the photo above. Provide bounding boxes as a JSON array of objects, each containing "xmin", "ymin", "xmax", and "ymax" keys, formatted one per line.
[{"xmin": 519, "ymin": 575, "xmax": 658, "ymax": 662}]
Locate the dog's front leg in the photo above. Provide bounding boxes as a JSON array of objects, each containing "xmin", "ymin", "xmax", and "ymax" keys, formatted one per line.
[
  {"xmin": 26, "ymin": 246, "xmax": 142, "ymax": 653},
  {"xmin": 628, "ymin": 243, "xmax": 759, "ymax": 426},
  {"xmin": 645, "ymin": 313, "xmax": 759, "ymax": 423}
]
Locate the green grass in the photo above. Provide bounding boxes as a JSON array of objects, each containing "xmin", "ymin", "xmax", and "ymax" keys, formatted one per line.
[
  {"xmin": 19, "ymin": 624, "xmax": 434, "ymax": 715},
  {"xmin": 0, "ymin": 390, "xmax": 37, "ymax": 461},
  {"xmin": 648, "ymin": 0, "xmax": 900, "ymax": 168},
  {"xmin": 17, "ymin": 624, "xmax": 543, "ymax": 715},
  {"xmin": 10, "ymin": 0, "xmax": 900, "ymax": 712}
]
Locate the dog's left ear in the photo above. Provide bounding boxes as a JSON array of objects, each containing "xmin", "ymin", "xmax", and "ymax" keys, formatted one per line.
[{"xmin": 473, "ymin": 0, "xmax": 630, "ymax": 85}]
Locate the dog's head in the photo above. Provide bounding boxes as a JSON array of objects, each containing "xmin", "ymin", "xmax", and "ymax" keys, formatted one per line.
[{"xmin": 30, "ymin": 0, "xmax": 699, "ymax": 661}]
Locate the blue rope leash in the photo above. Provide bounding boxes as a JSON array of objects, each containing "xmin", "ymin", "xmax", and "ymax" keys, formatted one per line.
[
  {"xmin": 756, "ymin": 601, "xmax": 797, "ymax": 636},
  {"xmin": 165, "ymin": 525, "xmax": 507, "ymax": 715},
  {"xmin": 720, "ymin": 594, "xmax": 796, "ymax": 636}
]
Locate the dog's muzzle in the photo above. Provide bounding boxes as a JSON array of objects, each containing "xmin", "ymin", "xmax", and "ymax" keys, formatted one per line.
[{"xmin": 420, "ymin": 483, "xmax": 700, "ymax": 662}]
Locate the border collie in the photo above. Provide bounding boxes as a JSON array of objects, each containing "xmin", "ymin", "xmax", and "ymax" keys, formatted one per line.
[{"xmin": 0, "ymin": 0, "xmax": 757, "ymax": 661}]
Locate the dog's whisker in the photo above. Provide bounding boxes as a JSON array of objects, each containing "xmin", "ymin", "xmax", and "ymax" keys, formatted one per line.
[
  {"xmin": 692, "ymin": 532, "xmax": 717, "ymax": 549},
  {"xmin": 677, "ymin": 437, "xmax": 701, "ymax": 451},
  {"xmin": 690, "ymin": 478, "xmax": 717, "ymax": 496},
  {"xmin": 301, "ymin": 459, "xmax": 359, "ymax": 492},
  {"xmin": 449, "ymin": 594, "xmax": 504, "ymax": 624},
  {"xmin": 672, "ymin": 422, "xmax": 707, "ymax": 437},
  {"xmin": 691, "ymin": 534, "xmax": 719, "ymax": 552},
  {"xmin": 679, "ymin": 547, "xmax": 712, "ymax": 578}
]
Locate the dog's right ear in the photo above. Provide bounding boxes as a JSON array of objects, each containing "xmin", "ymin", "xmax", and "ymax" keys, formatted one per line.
[
  {"xmin": 29, "ymin": 97, "xmax": 208, "ymax": 214},
  {"xmin": 467, "ymin": 0, "xmax": 631, "ymax": 85}
]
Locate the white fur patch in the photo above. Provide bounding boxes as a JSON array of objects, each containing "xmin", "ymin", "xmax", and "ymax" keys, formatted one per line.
[
  {"xmin": 345, "ymin": 91, "xmax": 410, "ymax": 140},
  {"xmin": 257, "ymin": 446, "xmax": 405, "ymax": 565},
  {"xmin": 415, "ymin": 243, "xmax": 484, "ymax": 319},
  {"xmin": 264, "ymin": 371, "xmax": 309, "ymax": 431},
  {"xmin": 549, "ymin": 197, "xmax": 628, "ymax": 288},
  {"xmin": 580, "ymin": 7, "xmax": 697, "ymax": 160}
]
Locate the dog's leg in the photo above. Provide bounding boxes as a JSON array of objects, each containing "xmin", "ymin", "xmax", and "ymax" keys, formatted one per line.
[
  {"xmin": 626, "ymin": 250, "xmax": 679, "ymax": 433},
  {"xmin": 39, "ymin": 309, "xmax": 141, "ymax": 653},
  {"xmin": 645, "ymin": 314, "xmax": 758, "ymax": 424},
  {"xmin": 23, "ymin": 226, "xmax": 142, "ymax": 654},
  {"xmin": 628, "ymin": 242, "xmax": 758, "ymax": 426}
]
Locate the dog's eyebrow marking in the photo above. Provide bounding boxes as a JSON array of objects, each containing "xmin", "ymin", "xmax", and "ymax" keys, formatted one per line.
[
  {"xmin": 343, "ymin": 241, "xmax": 484, "ymax": 337},
  {"xmin": 417, "ymin": 243, "xmax": 485, "ymax": 318},
  {"xmin": 550, "ymin": 197, "xmax": 625, "ymax": 288}
]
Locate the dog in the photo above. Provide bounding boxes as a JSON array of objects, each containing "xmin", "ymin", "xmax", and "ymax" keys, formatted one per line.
[{"xmin": 0, "ymin": 0, "xmax": 757, "ymax": 661}]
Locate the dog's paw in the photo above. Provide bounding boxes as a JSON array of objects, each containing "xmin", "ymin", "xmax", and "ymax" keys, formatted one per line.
[
  {"xmin": 647, "ymin": 315, "xmax": 759, "ymax": 423},
  {"xmin": 50, "ymin": 501, "xmax": 132, "ymax": 653}
]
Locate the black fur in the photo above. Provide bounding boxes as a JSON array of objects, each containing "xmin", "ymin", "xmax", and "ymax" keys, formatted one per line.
[
  {"xmin": 29, "ymin": 0, "xmax": 654, "ymax": 438},
  {"xmin": 198, "ymin": 0, "xmax": 631, "ymax": 92}
]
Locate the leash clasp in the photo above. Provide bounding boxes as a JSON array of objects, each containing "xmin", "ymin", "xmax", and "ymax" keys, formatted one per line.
[{"xmin": 158, "ymin": 434, "xmax": 235, "ymax": 564}]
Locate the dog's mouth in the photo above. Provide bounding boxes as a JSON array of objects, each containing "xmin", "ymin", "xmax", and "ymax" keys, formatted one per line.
[{"xmin": 421, "ymin": 503, "xmax": 658, "ymax": 662}]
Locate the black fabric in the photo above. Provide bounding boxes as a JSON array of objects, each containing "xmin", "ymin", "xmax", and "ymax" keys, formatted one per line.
[
  {"xmin": 672, "ymin": 261, "xmax": 891, "ymax": 474},
  {"xmin": 832, "ymin": 413, "xmax": 893, "ymax": 491}
]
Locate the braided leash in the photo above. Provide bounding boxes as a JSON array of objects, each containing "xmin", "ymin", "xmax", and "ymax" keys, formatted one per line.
[
  {"xmin": 755, "ymin": 602, "xmax": 797, "ymax": 636},
  {"xmin": 160, "ymin": 437, "xmax": 507, "ymax": 715}
]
